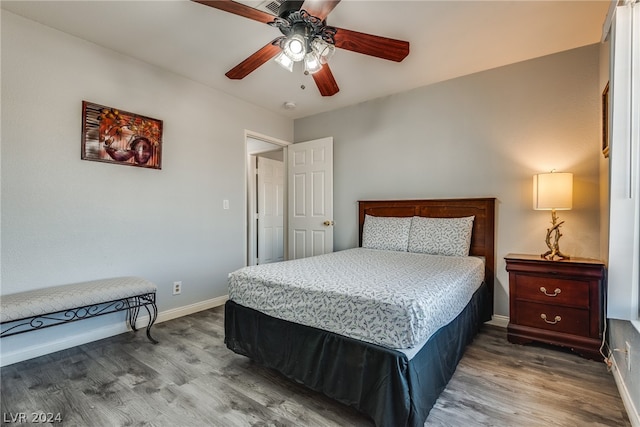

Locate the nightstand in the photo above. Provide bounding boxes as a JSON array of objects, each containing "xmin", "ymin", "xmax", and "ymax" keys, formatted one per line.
[{"xmin": 505, "ymin": 253, "xmax": 606, "ymax": 360}]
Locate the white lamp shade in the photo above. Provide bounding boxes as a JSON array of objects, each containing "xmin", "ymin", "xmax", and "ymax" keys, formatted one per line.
[
  {"xmin": 274, "ymin": 51, "xmax": 294, "ymax": 72},
  {"xmin": 304, "ymin": 53, "xmax": 322, "ymax": 74},
  {"xmin": 283, "ymin": 34, "xmax": 306, "ymax": 62},
  {"xmin": 312, "ymin": 38, "xmax": 335, "ymax": 64},
  {"xmin": 533, "ymin": 172, "xmax": 573, "ymax": 210}
]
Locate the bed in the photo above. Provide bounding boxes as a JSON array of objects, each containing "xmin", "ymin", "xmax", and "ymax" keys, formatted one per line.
[{"xmin": 225, "ymin": 198, "xmax": 495, "ymax": 426}]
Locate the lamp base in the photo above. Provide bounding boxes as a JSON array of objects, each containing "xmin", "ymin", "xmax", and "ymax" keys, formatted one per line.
[
  {"xmin": 541, "ymin": 210, "xmax": 569, "ymax": 261},
  {"xmin": 541, "ymin": 249, "xmax": 569, "ymax": 261}
]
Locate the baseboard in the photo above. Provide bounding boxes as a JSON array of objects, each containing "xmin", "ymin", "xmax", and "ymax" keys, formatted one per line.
[
  {"xmin": 0, "ymin": 295, "xmax": 228, "ymax": 367},
  {"xmin": 610, "ymin": 352, "xmax": 640, "ymax": 427},
  {"xmin": 486, "ymin": 314, "xmax": 509, "ymax": 328},
  {"xmin": 153, "ymin": 294, "xmax": 228, "ymax": 325}
]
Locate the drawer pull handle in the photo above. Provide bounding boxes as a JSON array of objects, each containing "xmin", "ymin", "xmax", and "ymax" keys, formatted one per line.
[
  {"xmin": 539, "ymin": 287, "xmax": 561, "ymax": 297},
  {"xmin": 540, "ymin": 313, "xmax": 561, "ymax": 324}
]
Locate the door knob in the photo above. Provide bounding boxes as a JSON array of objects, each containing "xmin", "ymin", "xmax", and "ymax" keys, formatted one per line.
[{"xmin": 323, "ymin": 220, "xmax": 334, "ymax": 226}]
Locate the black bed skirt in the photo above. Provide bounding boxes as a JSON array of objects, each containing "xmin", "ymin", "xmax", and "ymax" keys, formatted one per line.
[{"xmin": 225, "ymin": 282, "xmax": 491, "ymax": 427}]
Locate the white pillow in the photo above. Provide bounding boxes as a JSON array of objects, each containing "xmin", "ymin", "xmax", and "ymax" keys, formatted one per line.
[
  {"xmin": 408, "ymin": 216, "xmax": 475, "ymax": 256},
  {"xmin": 362, "ymin": 215, "xmax": 412, "ymax": 252}
]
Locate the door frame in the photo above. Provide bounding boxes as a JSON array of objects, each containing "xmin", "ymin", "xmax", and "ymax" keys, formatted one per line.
[{"xmin": 244, "ymin": 130, "xmax": 291, "ymax": 266}]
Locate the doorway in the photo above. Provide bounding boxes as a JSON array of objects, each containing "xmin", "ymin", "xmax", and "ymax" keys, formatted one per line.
[{"xmin": 246, "ymin": 133, "xmax": 289, "ymax": 266}]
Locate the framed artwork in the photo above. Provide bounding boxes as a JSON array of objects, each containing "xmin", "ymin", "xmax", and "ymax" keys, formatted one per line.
[
  {"xmin": 81, "ymin": 101, "xmax": 163, "ymax": 169},
  {"xmin": 602, "ymin": 82, "xmax": 610, "ymax": 159}
]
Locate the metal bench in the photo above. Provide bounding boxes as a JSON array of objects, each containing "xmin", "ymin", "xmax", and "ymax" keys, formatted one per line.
[{"xmin": 0, "ymin": 277, "xmax": 158, "ymax": 343}]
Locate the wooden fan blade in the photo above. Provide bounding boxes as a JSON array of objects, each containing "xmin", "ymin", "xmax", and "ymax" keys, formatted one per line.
[
  {"xmin": 301, "ymin": 0, "xmax": 341, "ymax": 20},
  {"xmin": 191, "ymin": 0, "xmax": 275, "ymax": 24},
  {"xmin": 334, "ymin": 28, "xmax": 409, "ymax": 62},
  {"xmin": 311, "ymin": 63, "xmax": 339, "ymax": 96},
  {"xmin": 226, "ymin": 41, "xmax": 281, "ymax": 79}
]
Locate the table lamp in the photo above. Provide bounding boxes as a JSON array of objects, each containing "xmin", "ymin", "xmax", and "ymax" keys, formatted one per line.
[{"xmin": 533, "ymin": 171, "xmax": 573, "ymax": 260}]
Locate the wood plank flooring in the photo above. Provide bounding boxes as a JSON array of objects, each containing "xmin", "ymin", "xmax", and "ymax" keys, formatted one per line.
[{"xmin": 1, "ymin": 306, "xmax": 630, "ymax": 426}]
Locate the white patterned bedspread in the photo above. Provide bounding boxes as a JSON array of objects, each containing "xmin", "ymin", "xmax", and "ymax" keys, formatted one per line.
[{"xmin": 228, "ymin": 248, "xmax": 484, "ymax": 349}]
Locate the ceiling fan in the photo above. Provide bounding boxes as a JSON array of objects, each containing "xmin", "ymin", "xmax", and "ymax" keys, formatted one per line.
[{"xmin": 192, "ymin": 0, "xmax": 410, "ymax": 97}]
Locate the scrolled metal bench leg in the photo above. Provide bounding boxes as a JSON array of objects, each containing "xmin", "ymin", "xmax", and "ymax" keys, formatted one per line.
[
  {"xmin": 125, "ymin": 298, "xmax": 131, "ymax": 329},
  {"xmin": 127, "ymin": 297, "xmax": 141, "ymax": 332},
  {"xmin": 142, "ymin": 298, "xmax": 159, "ymax": 344}
]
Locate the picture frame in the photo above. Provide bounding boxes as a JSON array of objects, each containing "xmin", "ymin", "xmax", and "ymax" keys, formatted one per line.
[
  {"xmin": 81, "ymin": 101, "xmax": 163, "ymax": 169},
  {"xmin": 602, "ymin": 82, "xmax": 609, "ymax": 159}
]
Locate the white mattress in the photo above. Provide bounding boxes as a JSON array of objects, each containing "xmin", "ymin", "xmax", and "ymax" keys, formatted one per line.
[{"xmin": 228, "ymin": 248, "xmax": 484, "ymax": 350}]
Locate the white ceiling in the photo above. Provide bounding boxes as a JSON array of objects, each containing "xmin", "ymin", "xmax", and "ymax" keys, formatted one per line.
[{"xmin": 1, "ymin": 0, "xmax": 610, "ymax": 119}]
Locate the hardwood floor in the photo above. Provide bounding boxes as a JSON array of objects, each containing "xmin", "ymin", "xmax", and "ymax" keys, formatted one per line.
[{"xmin": 1, "ymin": 306, "xmax": 630, "ymax": 426}]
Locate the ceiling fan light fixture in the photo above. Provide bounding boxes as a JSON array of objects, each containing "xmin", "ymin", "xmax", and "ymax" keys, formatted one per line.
[
  {"xmin": 304, "ymin": 52, "xmax": 322, "ymax": 74},
  {"xmin": 274, "ymin": 51, "xmax": 294, "ymax": 72},
  {"xmin": 283, "ymin": 33, "xmax": 306, "ymax": 62},
  {"xmin": 195, "ymin": 0, "xmax": 409, "ymax": 98}
]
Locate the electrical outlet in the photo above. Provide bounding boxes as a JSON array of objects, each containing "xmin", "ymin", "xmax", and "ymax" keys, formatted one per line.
[
  {"xmin": 173, "ymin": 281, "xmax": 182, "ymax": 295},
  {"xmin": 626, "ymin": 341, "xmax": 631, "ymax": 371}
]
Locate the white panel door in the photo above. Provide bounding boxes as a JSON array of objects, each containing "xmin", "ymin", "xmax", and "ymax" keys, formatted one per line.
[
  {"xmin": 257, "ymin": 157, "xmax": 285, "ymax": 264},
  {"xmin": 287, "ymin": 137, "xmax": 333, "ymax": 259}
]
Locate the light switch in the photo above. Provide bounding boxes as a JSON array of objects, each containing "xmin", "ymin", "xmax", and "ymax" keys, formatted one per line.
[{"xmin": 223, "ymin": 199, "xmax": 229, "ymax": 210}]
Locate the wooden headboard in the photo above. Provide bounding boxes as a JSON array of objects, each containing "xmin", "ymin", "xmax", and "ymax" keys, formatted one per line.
[{"xmin": 358, "ymin": 198, "xmax": 496, "ymax": 310}]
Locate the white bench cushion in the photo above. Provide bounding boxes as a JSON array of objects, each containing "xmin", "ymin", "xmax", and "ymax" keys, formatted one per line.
[{"xmin": 1, "ymin": 277, "xmax": 157, "ymax": 323}]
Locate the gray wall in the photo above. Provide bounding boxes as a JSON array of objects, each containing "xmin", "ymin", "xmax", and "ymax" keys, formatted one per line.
[
  {"xmin": 0, "ymin": 12, "xmax": 292, "ymax": 361},
  {"xmin": 295, "ymin": 44, "xmax": 602, "ymax": 317}
]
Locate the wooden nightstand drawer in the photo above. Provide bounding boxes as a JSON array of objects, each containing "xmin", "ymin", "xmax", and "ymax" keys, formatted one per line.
[
  {"xmin": 505, "ymin": 254, "xmax": 605, "ymax": 360},
  {"xmin": 514, "ymin": 301, "xmax": 590, "ymax": 336},
  {"xmin": 513, "ymin": 274, "xmax": 589, "ymax": 308}
]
